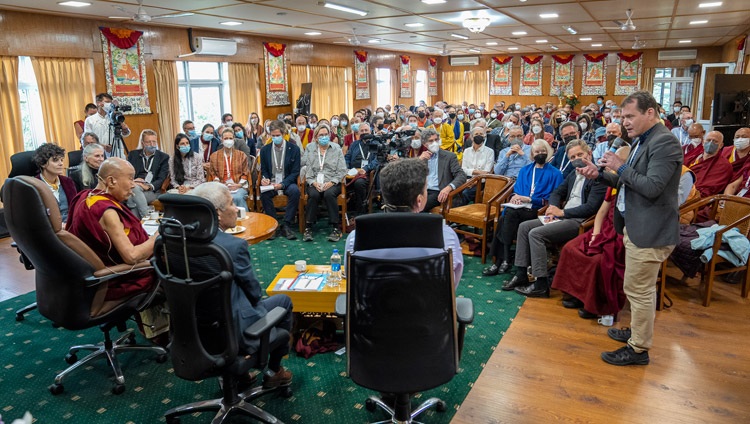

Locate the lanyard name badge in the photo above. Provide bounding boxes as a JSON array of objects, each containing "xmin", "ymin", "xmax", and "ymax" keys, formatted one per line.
[
  {"xmin": 359, "ymin": 144, "xmax": 369, "ymax": 168},
  {"xmin": 616, "ymin": 139, "xmax": 641, "ymax": 214},
  {"xmin": 272, "ymin": 142, "xmax": 286, "ymax": 184},
  {"xmin": 738, "ymin": 175, "xmax": 750, "ymax": 197},
  {"xmin": 528, "ymin": 167, "xmax": 537, "ymax": 204},
  {"xmin": 142, "ymin": 155, "xmax": 155, "ymax": 183},
  {"xmin": 316, "ymin": 148, "xmax": 326, "ymax": 185}
]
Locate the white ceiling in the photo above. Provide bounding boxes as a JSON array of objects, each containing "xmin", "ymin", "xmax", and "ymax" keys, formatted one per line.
[{"xmin": 2, "ymin": 0, "xmax": 749, "ymax": 55}]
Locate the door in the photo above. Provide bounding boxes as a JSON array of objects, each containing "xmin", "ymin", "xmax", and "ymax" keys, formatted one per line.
[{"xmin": 697, "ymin": 63, "xmax": 736, "ymax": 127}]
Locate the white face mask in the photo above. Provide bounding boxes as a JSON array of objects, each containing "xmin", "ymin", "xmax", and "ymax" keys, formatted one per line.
[
  {"xmin": 223, "ymin": 139, "xmax": 234, "ymax": 149},
  {"xmin": 579, "ymin": 121, "xmax": 588, "ymax": 130},
  {"xmin": 532, "ymin": 125, "xmax": 542, "ymax": 134},
  {"xmin": 331, "ymin": 119, "xmax": 339, "ymax": 127},
  {"xmin": 735, "ymin": 137, "xmax": 750, "ymax": 150},
  {"xmin": 690, "ymin": 137, "xmax": 702, "ymax": 147},
  {"xmin": 433, "ymin": 117, "xmax": 443, "ymax": 125},
  {"xmin": 474, "ymin": 112, "xmax": 482, "ymax": 119},
  {"xmin": 411, "ymin": 139, "xmax": 421, "ymax": 149},
  {"xmin": 225, "ymin": 121, "xmax": 234, "ymax": 127},
  {"xmin": 376, "ymin": 112, "xmax": 384, "ymax": 118},
  {"xmin": 102, "ymin": 102, "xmax": 113, "ymax": 113},
  {"xmin": 505, "ymin": 121, "xmax": 514, "ymax": 129},
  {"xmin": 457, "ymin": 114, "xmax": 464, "ymax": 120},
  {"xmin": 490, "ymin": 113, "xmax": 498, "ymax": 119},
  {"xmin": 428, "ymin": 141, "xmax": 440, "ymax": 154},
  {"xmin": 683, "ymin": 119, "xmax": 694, "ymax": 127},
  {"xmin": 309, "ymin": 122, "xmax": 317, "ymax": 129}
]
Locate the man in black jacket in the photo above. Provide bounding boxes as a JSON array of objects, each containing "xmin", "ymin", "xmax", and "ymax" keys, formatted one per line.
[
  {"xmin": 260, "ymin": 120, "xmax": 301, "ymax": 240},
  {"xmin": 503, "ymin": 139, "xmax": 607, "ymax": 297},
  {"xmin": 126, "ymin": 129, "xmax": 169, "ymax": 219}
]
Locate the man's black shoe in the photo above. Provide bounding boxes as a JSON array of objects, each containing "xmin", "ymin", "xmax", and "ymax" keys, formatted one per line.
[
  {"xmin": 497, "ymin": 261, "xmax": 511, "ymax": 274},
  {"xmin": 514, "ymin": 284, "xmax": 550, "ymax": 298},
  {"xmin": 601, "ymin": 345, "xmax": 649, "ymax": 366},
  {"xmin": 562, "ymin": 298, "xmax": 584, "ymax": 309},
  {"xmin": 268, "ymin": 228, "xmax": 279, "ymax": 241},
  {"xmin": 482, "ymin": 263, "xmax": 500, "ymax": 276},
  {"xmin": 502, "ymin": 275, "xmax": 530, "ymax": 291},
  {"xmin": 280, "ymin": 225, "xmax": 297, "ymax": 240},
  {"xmin": 608, "ymin": 327, "xmax": 631, "ymax": 343},
  {"xmin": 578, "ymin": 308, "xmax": 598, "ymax": 319}
]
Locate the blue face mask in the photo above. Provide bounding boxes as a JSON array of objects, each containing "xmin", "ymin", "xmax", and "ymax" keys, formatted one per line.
[
  {"xmin": 202, "ymin": 133, "xmax": 213, "ymax": 142},
  {"xmin": 188, "ymin": 130, "xmax": 197, "ymax": 138},
  {"xmin": 145, "ymin": 145, "xmax": 158, "ymax": 154},
  {"xmin": 612, "ymin": 119, "xmax": 621, "ymax": 124},
  {"xmin": 272, "ymin": 135, "xmax": 283, "ymax": 145},
  {"xmin": 468, "ymin": 108, "xmax": 475, "ymax": 114},
  {"xmin": 235, "ymin": 131, "xmax": 244, "ymax": 139},
  {"xmin": 410, "ymin": 123, "xmax": 418, "ymax": 129},
  {"xmin": 351, "ymin": 123, "xmax": 360, "ymax": 132},
  {"xmin": 318, "ymin": 136, "xmax": 330, "ymax": 146},
  {"xmin": 597, "ymin": 100, "xmax": 603, "ymax": 105},
  {"xmin": 178, "ymin": 145, "xmax": 191, "ymax": 154}
]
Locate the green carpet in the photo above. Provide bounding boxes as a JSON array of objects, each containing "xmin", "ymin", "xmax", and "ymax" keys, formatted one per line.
[{"xmin": 0, "ymin": 229, "xmax": 523, "ymax": 423}]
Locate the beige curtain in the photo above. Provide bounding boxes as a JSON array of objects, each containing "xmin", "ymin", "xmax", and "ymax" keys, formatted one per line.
[
  {"xmin": 228, "ymin": 63, "xmax": 261, "ymax": 126},
  {"xmin": 30, "ymin": 57, "xmax": 93, "ymax": 155},
  {"xmin": 0, "ymin": 56, "xmax": 24, "ymax": 182},
  {"xmin": 309, "ymin": 65, "xmax": 347, "ymax": 119},
  {"xmin": 390, "ymin": 67, "xmax": 398, "ymax": 108},
  {"xmin": 442, "ymin": 71, "xmax": 466, "ymax": 105},
  {"xmin": 642, "ymin": 68, "xmax": 655, "ymax": 97},
  {"xmin": 290, "ymin": 65, "xmax": 309, "ymax": 111},
  {"xmin": 442, "ymin": 70, "xmax": 488, "ymax": 105},
  {"xmin": 153, "ymin": 60, "xmax": 179, "ymax": 151},
  {"xmin": 467, "ymin": 70, "xmax": 489, "ymax": 106}
]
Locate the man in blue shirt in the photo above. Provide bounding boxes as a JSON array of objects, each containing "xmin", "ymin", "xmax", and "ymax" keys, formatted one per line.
[{"xmin": 495, "ymin": 126, "xmax": 532, "ymax": 178}]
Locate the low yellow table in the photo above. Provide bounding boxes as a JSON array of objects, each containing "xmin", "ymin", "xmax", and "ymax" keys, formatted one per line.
[{"xmin": 266, "ymin": 265, "xmax": 346, "ymax": 313}]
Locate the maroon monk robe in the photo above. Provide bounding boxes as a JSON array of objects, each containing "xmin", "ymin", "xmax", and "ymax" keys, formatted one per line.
[
  {"xmin": 688, "ymin": 153, "xmax": 734, "ymax": 198},
  {"xmin": 722, "ymin": 145, "xmax": 750, "ymax": 180},
  {"xmin": 683, "ymin": 143, "xmax": 703, "ymax": 166}
]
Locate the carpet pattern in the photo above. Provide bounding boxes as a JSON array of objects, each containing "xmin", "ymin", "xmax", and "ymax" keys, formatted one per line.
[{"xmin": 0, "ymin": 227, "xmax": 523, "ymax": 423}]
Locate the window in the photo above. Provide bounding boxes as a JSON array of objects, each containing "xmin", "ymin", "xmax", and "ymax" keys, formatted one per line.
[
  {"xmin": 18, "ymin": 56, "xmax": 47, "ymax": 151},
  {"xmin": 376, "ymin": 68, "xmax": 391, "ymax": 109},
  {"xmin": 177, "ymin": 61, "xmax": 231, "ymax": 127},
  {"xmin": 653, "ymin": 67, "xmax": 694, "ymax": 111},
  {"xmin": 415, "ymin": 70, "xmax": 428, "ymax": 104}
]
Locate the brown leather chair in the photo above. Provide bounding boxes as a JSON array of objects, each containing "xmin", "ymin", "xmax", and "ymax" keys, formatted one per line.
[
  {"xmin": 2, "ymin": 176, "xmax": 167, "ymax": 395},
  {"xmin": 298, "ymin": 172, "xmax": 350, "ymax": 234}
]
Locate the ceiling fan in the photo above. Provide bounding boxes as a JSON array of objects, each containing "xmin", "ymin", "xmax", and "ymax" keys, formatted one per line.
[
  {"xmin": 438, "ymin": 44, "xmax": 452, "ymax": 56},
  {"xmin": 632, "ymin": 36, "xmax": 647, "ymax": 49},
  {"xmin": 110, "ymin": 0, "xmax": 195, "ymax": 23},
  {"xmin": 601, "ymin": 9, "xmax": 636, "ymax": 31},
  {"xmin": 333, "ymin": 28, "xmax": 361, "ymax": 46}
]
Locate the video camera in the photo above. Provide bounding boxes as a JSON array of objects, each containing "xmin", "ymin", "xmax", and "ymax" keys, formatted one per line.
[
  {"xmin": 361, "ymin": 130, "xmax": 416, "ymax": 163},
  {"xmin": 109, "ymin": 103, "xmax": 132, "ymax": 126}
]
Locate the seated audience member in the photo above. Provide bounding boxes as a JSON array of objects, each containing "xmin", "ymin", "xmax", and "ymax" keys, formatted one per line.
[
  {"xmin": 550, "ymin": 121, "xmax": 581, "ymax": 179},
  {"xmin": 495, "ymin": 125, "xmax": 532, "ymax": 179},
  {"xmin": 302, "ymin": 125, "xmax": 348, "ymax": 242},
  {"xmin": 231, "ymin": 123, "xmax": 256, "ymax": 158},
  {"xmin": 417, "ymin": 127, "xmax": 467, "ymax": 212},
  {"xmin": 68, "ymin": 158, "xmax": 156, "ymax": 300},
  {"xmin": 682, "ymin": 123, "xmax": 705, "ymax": 165},
  {"xmin": 208, "ymin": 128, "xmax": 250, "ymax": 208},
  {"xmin": 483, "ymin": 140, "xmax": 562, "ymax": 276},
  {"xmin": 345, "ymin": 158, "xmax": 463, "ymax": 287},
  {"xmin": 688, "ymin": 130, "xmax": 733, "ymax": 198},
  {"xmin": 294, "ymin": 115, "xmax": 314, "ymax": 149},
  {"xmin": 577, "ymin": 114, "xmax": 596, "ymax": 149},
  {"xmin": 721, "ymin": 127, "xmax": 750, "ymax": 178},
  {"xmin": 318, "ymin": 118, "xmax": 339, "ymax": 146},
  {"xmin": 343, "ymin": 116, "xmax": 362, "ymax": 153},
  {"xmin": 523, "ymin": 117, "xmax": 554, "ymax": 146},
  {"xmin": 505, "ymin": 140, "xmax": 607, "ymax": 297},
  {"xmin": 724, "ymin": 159, "xmax": 750, "ymax": 200},
  {"xmin": 189, "ymin": 182, "xmax": 294, "ymax": 388},
  {"xmin": 182, "ymin": 120, "xmax": 197, "ymax": 139},
  {"xmin": 168, "ymin": 133, "xmax": 205, "ymax": 194},
  {"xmin": 592, "ymin": 123, "xmax": 627, "ymax": 164},
  {"xmin": 670, "ymin": 111, "xmax": 693, "ymax": 146},
  {"xmin": 69, "ymin": 131, "xmax": 100, "ymax": 168},
  {"xmin": 126, "ymin": 129, "xmax": 169, "ymax": 219},
  {"xmin": 69, "ymin": 143, "xmax": 106, "ymax": 191},
  {"xmin": 33, "ymin": 143, "xmax": 77, "ymax": 223},
  {"xmin": 245, "ymin": 112, "xmax": 262, "ymax": 150},
  {"xmin": 260, "ymin": 120, "xmax": 301, "ymax": 240},
  {"xmin": 447, "ymin": 105, "xmax": 469, "ymax": 144},
  {"xmin": 334, "ymin": 113, "xmax": 350, "ymax": 145},
  {"xmin": 461, "ymin": 126, "xmax": 496, "ymax": 203},
  {"xmin": 431, "ymin": 109, "xmax": 461, "ymax": 161},
  {"xmin": 191, "ymin": 124, "xmax": 221, "ymax": 167},
  {"xmin": 472, "ymin": 118, "xmax": 503, "ymax": 160},
  {"xmin": 345, "ymin": 122, "xmax": 380, "ymax": 216}
]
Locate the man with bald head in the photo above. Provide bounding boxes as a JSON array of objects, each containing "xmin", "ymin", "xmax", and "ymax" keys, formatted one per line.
[
  {"xmin": 670, "ymin": 111, "xmax": 694, "ymax": 145},
  {"xmin": 688, "ymin": 131, "xmax": 733, "ymax": 198},
  {"xmin": 68, "ymin": 157, "xmax": 157, "ymax": 300},
  {"xmin": 683, "ymin": 123, "xmax": 705, "ymax": 165}
]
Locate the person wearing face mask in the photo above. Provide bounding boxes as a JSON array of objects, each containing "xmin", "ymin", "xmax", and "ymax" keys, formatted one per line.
[
  {"xmin": 549, "ymin": 110, "xmax": 567, "ymax": 142},
  {"xmin": 446, "ymin": 106, "xmax": 469, "ymax": 145},
  {"xmin": 417, "ymin": 128, "xmax": 467, "ymax": 212},
  {"xmin": 494, "ymin": 114, "xmax": 520, "ymax": 150},
  {"xmin": 335, "ymin": 113, "xmax": 350, "ymax": 143},
  {"xmin": 550, "ymin": 122, "xmax": 581, "ymax": 178},
  {"xmin": 431, "ymin": 109, "xmax": 461, "ymax": 161},
  {"xmin": 577, "ymin": 115, "xmax": 596, "ymax": 150},
  {"xmin": 126, "ymin": 129, "xmax": 169, "ymax": 219},
  {"xmin": 75, "ymin": 103, "xmax": 98, "ymax": 140},
  {"xmin": 682, "ymin": 123, "xmax": 706, "ymax": 165},
  {"xmin": 343, "ymin": 116, "xmax": 363, "ymax": 155},
  {"xmin": 208, "ymin": 128, "xmax": 250, "ymax": 208},
  {"xmin": 168, "ymin": 133, "xmax": 205, "ymax": 195},
  {"xmin": 231, "ymin": 122, "xmax": 255, "ymax": 159},
  {"xmin": 523, "ymin": 117, "xmax": 555, "ymax": 147},
  {"xmin": 666, "ymin": 101, "xmax": 683, "ymax": 126},
  {"xmin": 495, "ymin": 126, "xmax": 532, "ymax": 179},
  {"xmin": 293, "ymin": 115, "xmax": 314, "ymax": 149},
  {"xmin": 190, "ymin": 124, "xmax": 221, "ymax": 167},
  {"xmin": 182, "ymin": 120, "xmax": 198, "ymax": 141},
  {"xmin": 483, "ymin": 140, "xmax": 562, "ymax": 277},
  {"xmin": 592, "ymin": 122, "xmax": 631, "ymax": 164},
  {"xmin": 685, "ymin": 131, "xmax": 733, "ymax": 198},
  {"xmin": 460, "ymin": 127, "xmax": 496, "ymax": 204},
  {"xmin": 721, "ymin": 127, "xmax": 750, "ymax": 177},
  {"xmin": 345, "ymin": 123, "xmax": 380, "ymax": 216},
  {"xmin": 245, "ymin": 112, "xmax": 262, "ymax": 150},
  {"xmin": 415, "ymin": 108, "xmax": 432, "ymax": 128},
  {"xmin": 486, "ymin": 109, "xmax": 503, "ymax": 130},
  {"xmin": 84, "ymin": 92, "xmax": 132, "ymax": 159},
  {"xmin": 670, "ymin": 111, "xmax": 694, "ymax": 146},
  {"xmin": 260, "ymin": 120, "xmax": 302, "ymax": 240}
]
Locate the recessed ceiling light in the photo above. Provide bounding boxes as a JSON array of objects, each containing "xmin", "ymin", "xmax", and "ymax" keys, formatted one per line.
[
  {"xmin": 469, "ymin": 48, "xmax": 481, "ymax": 53},
  {"xmin": 592, "ymin": 43, "xmax": 602, "ymax": 47},
  {"xmin": 550, "ymin": 45, "xmax": 559, "ymax": 50},
  {"xmin": 304, "ymin": 32, "xmax": 322, "ymax": 36},
  {"xmin": 679, "ymin": 40, "xmax": 692, "ymax": 43},
  {"xmin": 322, "ymin": 2, "xmax": 368, "ymax": 16},
  {"xmin": 368, "ymin": 39, "xmax": 381, "ymax": 43},
  {"xmin": 690, "ymin": 20, "xmax": 708, "ymax": 25},
  {"xmin": 450, "ymin": 33, "xmax": 469, "ymax": 40},
  {"xmin": 512, "ymin": 31, "xmax": 527, "ymax": 36},
  {"xmin": 421, "ymin": 0, "xmax": 446, "ymax": 4},
  {"xmin": 58, "ymin": 1, "xmax": 90, "ymax": 6},
  {"xmin": 539, "ymin": 13, "xmax": 559, "ymax": 19},
  {"xmin": 563, "ymin": 26, "xmax": 577, "ymax": 35},
  {"xmin": 698, "ymin": 2, "xmax": 722, "ymax": 7},
  {"xmin": 508, "ymin": 47, "xmax": 519, "ymax": 50},
  {"xmin": 536, "ymin": 39, "xmax": 548, "ymax": 43},
  {"xmin": 405, "ymin": 23, "xmax": 424, "ymax": 27},
  {"xmin": 579, "ymin": 37, "xmax": 592, "ymax": 41},
  {"xmin": 220, "ymin": 21, "xmax": 242, "ymax": 26},
  {"xmin": 486, "ymin": 42, "xmax": 498, "ymax": 46}
]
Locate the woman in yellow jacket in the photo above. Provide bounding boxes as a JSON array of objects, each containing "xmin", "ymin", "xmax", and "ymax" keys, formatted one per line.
[{"xmin": 431, "ymin": 109, "xmax": 462, "ymax": 162}]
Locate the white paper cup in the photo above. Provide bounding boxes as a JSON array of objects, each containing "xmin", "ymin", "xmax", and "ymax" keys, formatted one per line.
[
  {"xmin": 149, "ymin": 211, "xmax": 160, "ymax": 220},
  {"xmin": 295, "ymin": 260, "xmax": 307, "ymax": 272}
]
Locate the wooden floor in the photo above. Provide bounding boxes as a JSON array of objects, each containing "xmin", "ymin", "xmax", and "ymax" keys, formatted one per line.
[{"xmin": 3, "ymin": 237, "xmax": 750, "ymax": 423}]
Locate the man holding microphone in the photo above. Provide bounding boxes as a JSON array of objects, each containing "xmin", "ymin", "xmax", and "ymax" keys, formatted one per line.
[{"xmin": 577, "ymin": 91, "xmax": 683, "ymax": 366}]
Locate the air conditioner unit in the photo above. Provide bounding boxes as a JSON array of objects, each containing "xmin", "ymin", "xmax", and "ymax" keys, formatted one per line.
[
  {"xmin": 450, "ymin": 56, "xmax": 480, "ymax": 66},
  {"xmin": 658, "ymin": 49, "xmax": 697, "ymax": 61},
  {"xmin": 192, "ymin": 37, "xmax": 238, "ymax": 56}
]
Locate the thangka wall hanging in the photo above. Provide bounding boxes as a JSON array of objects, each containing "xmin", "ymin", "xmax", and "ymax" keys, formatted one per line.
[
  {"xmin": 263, "ymin": 42, "xmax": 290, "ymax": 106},
  {"xmin": 490, "ymin": 56, "xmax": 512, "ymax": 96},
  {"xmin": 550, "ymin": 54, "xmax": 574, "ymax": 96},
  {"xmin": 354, "ymin": 50, "xmax": 370, "ymax": 100},
  {"xmin": 582, "ymin": 53, "xmax": 607, "ymax": 96},
  {"xmin": 615, "ymin": 52, "xmax": 642, "ymax": 95},
  {"xmin": 428, "ymin": 57, "xmax": 438, "ymax": 96},
  {"xmin": 519, "ymin": 55, "xmax": 542, "ymax": 96},
  {"xmin": 99, "ymin": 27, "xmax": 151, "ymax": 114},
  {"xmin": 400, "ymin": 55, "xmax": 412, "ymax": 98}
]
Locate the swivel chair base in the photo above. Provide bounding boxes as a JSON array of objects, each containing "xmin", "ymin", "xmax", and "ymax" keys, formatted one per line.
[
  {"xmin": 365, "ymin": 393, "xmax": 446, "ymax": 424},
  {"xmin": 48, "ymin": 324, "xmax": 168, "ymax": 395},
  {"xmin": 15, "ymin": 301, "xmax": 37, "ymax": 321}
]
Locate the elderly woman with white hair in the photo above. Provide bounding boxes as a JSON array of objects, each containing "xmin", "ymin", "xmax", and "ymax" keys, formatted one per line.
[
  {"xmin": 70, "ymin": 143, "xmax": 106, "ymax": 191},
  {"xmin": 461, "ymin": 126, "xmax": 497, "ymax": 204},
  {"xmin": 483, "ymin": 139, "xmax": 564, "ymax": 277}
]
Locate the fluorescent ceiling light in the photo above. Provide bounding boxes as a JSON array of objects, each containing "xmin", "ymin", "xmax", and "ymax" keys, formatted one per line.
[
  {"xmin": 450, "ymin": 33, "xmax": 469, "ymax": 40},
  {"xmin": 469, "ymin": 48, "xmax": 480, "ymax": 52},
  {"xmin": 563, "ymin": 26, "xmax": 577, "ymax": 35},
  {"xmin": 591, "ymin": 43, "xmax": 602, "ymax": 47},
  {"xmin": 220, "ymin": 21, "xmax": 242, "ymax": 26},
  {"xmin": 507, "ymin": 47, "xmax": 518, "ymax": 50},
  {"xmin": 58, "ymin": 1, "xmax": 90, "ymax": 6},
  {"xmin": 421, "ymin": 0, "xmax": 446, "ymax": 4},
  {"xmin": 579, "ymin": 37, "xmax": 592, "ymax": 41},
  {"xmin": 698, "ymin": 2, "xmax": 722, "ymax": 7},
  {"xmin": 690, "ymin": 20, "xmax": 708, "ymax": 24},
  {"xmin": 368, "ymin": 39, "xmax": 381, "ymax": 43},
  {"xmin": 679, "ymin": 40, "xmax": 692, "ymax": 43},
  {"xmin": 511, "ymin": 31, "xmax": 527, "ymax": 36},
  {"xmin": 486, "ymin": 42, "xmax": 498, "ymax": 46},
  {"xmin": 305, "ymin": 32, "xmax": 322, "ymax": 35},
  {"xmin": 539, "ymin": 13, "xmax": 559, "ymax": 19},
  {"xmin": 405, "ymin": 23, "xmax": 424, "ymax": 27},
  {"xmin": 536, "ymin": 39, "xmax": 548, "ymax": 43},
  {"xmin": 323, "ymin": 2, "xmax": 368, "ymax": 16},
  {"xmin": 550, "ymin": 45, "xmax": 559, "ymax": 50}
]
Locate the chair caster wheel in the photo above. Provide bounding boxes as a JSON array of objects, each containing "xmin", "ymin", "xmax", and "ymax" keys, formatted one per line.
[
  {"xmin": 111, "ymin": 384, "xmax": 125, "ymax": 395},
  {"xmin": 15, "ymin": 313, "xmax": 24, "ymax": 321},
  {"xmin": 365, "ymin": 398, "xmax": 376, "ymax": 411},
  {"xmin": 280, "ymin": 386, "xmax": 293, "ymax": 398},
  {"xmin": 65, "ymin": 353, "xmax": 78, "ymax": 364},
  {"xmin": 156, "ymin": 353, "xmax": 168, "ymax": 363},
  {"xmin": 436, "ymin": 400, "xmax": 447, "ymax": 412},
  {"xmin": 165, "ymin": 416, "xmax": 180, "ymax": 424},
  {"xmin": 49, "ymin": 383, "xmax": 64, "ymax": 395}
]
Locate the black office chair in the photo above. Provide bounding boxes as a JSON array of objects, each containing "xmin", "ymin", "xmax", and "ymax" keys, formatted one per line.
[
  {"xmin": 335, "ymin": 213, "xmax": 474, "ymax": 423},
  {"xmin": 153, "ymin": 194, "xmax": 290, "ymax": 424},
  {"xmin": 2, "ymin": 176, "xmax": 167, "ymax": 395}
]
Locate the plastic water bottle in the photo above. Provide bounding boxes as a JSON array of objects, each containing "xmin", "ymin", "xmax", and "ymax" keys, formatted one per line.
[{"xmin": 329, "ymin": 249, "xmax": 341, "ymax": 287}]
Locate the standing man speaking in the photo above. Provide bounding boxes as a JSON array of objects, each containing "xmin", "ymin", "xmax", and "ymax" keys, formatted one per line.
[{"xmin": 578, "ymin": 91, "xmax": 683, "ymax": 366}]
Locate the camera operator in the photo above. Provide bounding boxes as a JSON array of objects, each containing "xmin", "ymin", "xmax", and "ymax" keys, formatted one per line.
[
  {"xmin": 345, "ymin": 123, "xmax": 380, "ymax": 216},
  {"xmin": 84, "ymin": 92, "xmax": 131, "ymax": 159}
]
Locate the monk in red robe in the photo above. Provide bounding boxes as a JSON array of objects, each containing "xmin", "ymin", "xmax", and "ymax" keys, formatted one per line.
[
  {"xmin": 688, "ymin": 131, "xmax": 733, "ymax": 198},
  {"xmin": 682, "ymin": 123, "xmax": 705, "ymax": 165},
  {"xmin": 721, "ymin": 127, "xmax": 750, "ymax": 179}
]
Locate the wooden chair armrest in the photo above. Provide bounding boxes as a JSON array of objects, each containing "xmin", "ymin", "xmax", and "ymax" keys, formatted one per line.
[{"xmin": 579, "ymin": 216, "xmax": 596, "ymax": 235}]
